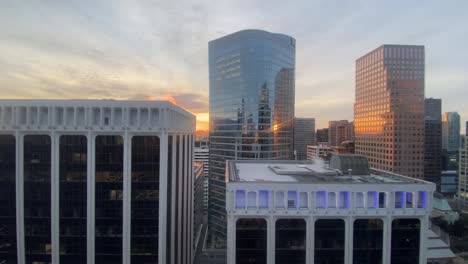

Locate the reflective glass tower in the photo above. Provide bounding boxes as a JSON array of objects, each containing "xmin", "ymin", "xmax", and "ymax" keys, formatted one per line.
[{"xmin": 208, "ymin": 29, "xmax": 296, "ymax": 246}]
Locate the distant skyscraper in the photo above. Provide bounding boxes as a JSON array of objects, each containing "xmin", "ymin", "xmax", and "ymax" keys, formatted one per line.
[
  {"xmin": 328, "ymin": 120, "xmax": 354, "ymax": 146},
  {"xmin": 293, "ymin": 117, "xmax": 316, "ymax": 160},
  {"xmin": 208, "ymin": 29, "xmax": 295, "ymax": 246},
  {"xmin": 424, "ymin": 98, "xmax": 442, "ymax": 186},
  {"xmin": 459, "ymin": 136, "xmax": 468, "ymax": 208},
  {"xmin": 316, "ymin": 128, "xmax": 329, "ymax": 144},
  {"xmin": 442, "ymin": 112, "xmax": 460, "ymax": 151},
  {"xmin": 355, "ymin": 45, "xmax": 425, "ymax": 179}
]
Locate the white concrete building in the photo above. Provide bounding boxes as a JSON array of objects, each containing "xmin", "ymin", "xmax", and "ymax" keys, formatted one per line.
[
  {"xmin": 0, "ymin": 99, "xmax": 195, "ymax": 264},
  {"xmin": 306, "ymin": 144, "xmax": 331, "ymax": 160},
  {"xmin": 225, "ymin": 155, "xmax": 436, "ymax": 264}
]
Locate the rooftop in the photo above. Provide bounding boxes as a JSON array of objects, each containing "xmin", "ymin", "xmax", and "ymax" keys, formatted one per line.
[{"xmin": 227, "ymin": 158, "xmax": 432, "ymax": 185}]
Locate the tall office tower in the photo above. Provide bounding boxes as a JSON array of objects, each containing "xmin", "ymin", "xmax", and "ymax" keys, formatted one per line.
[
  {"xmin": 209, "ymin": 29, "xmax": 295, "ymax": 246},
  {"xmin": 328, "ymin": 120, "xmax": 354, "ymax": 146},
  {"xmin": 194, "ymin": 141, "xmax": 209, "ymax": 210},
  {"xmin": 355, "ymin": 45, "xmax": 425, "ymax": 179},
  {"xmin": 442, "ymin": 112, "xmax": 461, "ymax": 152},
  {"xmin": 293, "ymin": 117, "xmax": 316, "ymax": 160},
  {"xmin": 424, "ymin": 98, "xmax": 442, "ymax": 186},
  {"xmin": 316, "ymin": 128, "xmax": 329, "ymax": 144},
  {"xmin": 0, "ymin": 100, "xmax": 195, "ymax": 264}
]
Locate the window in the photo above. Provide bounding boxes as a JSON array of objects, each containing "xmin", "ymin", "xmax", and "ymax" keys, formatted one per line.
[
  {"xmin": 395, "ymin": 191, "xmax": 404, "ymax": 208},
  {"xmin": 417, "ymin": 191, "xmax": 427, "ymax": 209},
  {"xmin": 406, "ymin": 192, "xmax": 413, "ymax": 208},
  {"xmin": 378, "ymin": 192, "xmax": 386, "ymax": 208},
  {"xmin": 367, "ymin": 191, "xmax": 377, "ymax": 209},
  {"xmin": 299, "ymin": 192, "xmax": 308, "ymax": 209},
  {"xmin": 355, "ymin": 192, "xmax": 364, "ymax": 208},
  {"xmin": 316, "ymin": 191, "xmax": 326, "ymax": 208},
  {"xmin": 235, "ymin": 190, "xmax": 246, "ymax": 209},
  {"xmin": 247, "ymin": 191, "xmax": 257, "ymax": 209},
  {"xmin": 339, "ymin": 191, "xmax": 349, "ymax": 209},
  {"xmin": 259, "ymin": 190, "xmax": 269, "ymax": 209},
  {"xmin": 276, "ymin": 191, "xmax": 285, "ymax": 209},
  {"xmin": 287, "ymin": 191, "xmax": 297, "ymax": 209}
]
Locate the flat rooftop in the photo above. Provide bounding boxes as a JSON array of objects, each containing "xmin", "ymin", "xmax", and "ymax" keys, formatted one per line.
[{"xmin": 227, "ymin": 160, "xmax": 431, "ymax": 185}]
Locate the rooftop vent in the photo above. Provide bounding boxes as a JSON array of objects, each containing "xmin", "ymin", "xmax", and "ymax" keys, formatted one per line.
[{"xmin": 329, "ymin": 154, "xmax": 370, "ymax": 175}]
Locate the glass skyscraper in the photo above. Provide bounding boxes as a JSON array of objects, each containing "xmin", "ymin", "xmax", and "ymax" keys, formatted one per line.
[{"xmin": 208, "ymin": 29, "xmax": 296, "ymax": 247}]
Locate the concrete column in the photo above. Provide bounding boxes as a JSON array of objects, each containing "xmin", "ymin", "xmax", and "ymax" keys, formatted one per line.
[
  {"xmin": 306, "ymin": 216, "xmax": 315, "ymax": 264},
  {"xmin": 345, "ymin": 216, "xmax": 354, "ymax": 264},
  {"xmin": 87, "ymin": 133, "xmax": 95, "ymax": 264},
  {"xmin": 226, "ymin": 215, "xmax": 235, "ymax": 264},
  {"xmin": 159, "ymin": 132, "xmax": 168, "ymax": 264},
  {"xmin": 123, "ymin": 132, "xmax": 132, "ymax": 264},
  {"xmin": 383, "ymin": 216, "xmax": 392, "ymax": 264},
  {"xmin": 419, "ymin": 216, "xmax": 428, "ymax": 264},
  {"xmin": 15, "ymin": 132, "xmax": 25, "ymax": 264},
  {"xmin": 51, "ymin": 132, "xmax": 60, "ymax": 264},
  {"xmin": 267, "ymin": 216, "xmax": 275, "ymax": 264}
]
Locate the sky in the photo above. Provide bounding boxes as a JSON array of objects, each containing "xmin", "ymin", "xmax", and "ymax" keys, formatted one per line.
[{"xmin": 1, "ymin": 0, "xmax": 467, "ymax": 131}]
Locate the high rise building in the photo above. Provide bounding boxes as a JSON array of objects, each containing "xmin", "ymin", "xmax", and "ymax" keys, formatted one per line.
[
  {"xmin": 208, "ymin": 29, "xmax": 295, "ymax": 246},
  {"xmin": 316, "ymin": 128, "xmax": 329, "ymax": 144},
  {"xmin": 0, "ymin": 100, "xmax": 195, "ymax": 264},
  {"xmin": 424, "ymin": 98, "xmax": 442, "ymax": 186},
  {"xmin": 355, "ymin": 45, "xmax": 425, "ymax": 179},
  {"xmin": 459, "ymin": 136, "xmax": 468, "ymax": 209},
  {"xmin": 225, "ymin": 157, "xmax": 442, "ymax": 264},
  {"xmin": 194, "ymin": 140, "xmax": 209, "ymax": 210},
  {"xmin": 442, "ymin": 112, "xmax": 460, "ymax": 152},
  {"xmin": 328, "ymin": 120, "xmax": 354, "ymax": 146},
  {"xmin": 293, "ymin": 117, "xmax": 316, "ymax": 160}
]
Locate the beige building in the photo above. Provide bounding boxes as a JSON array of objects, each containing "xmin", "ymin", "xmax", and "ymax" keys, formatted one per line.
[
  {"xmin": 354, "ymin": 45, "xmax": 425, "ymax": 179},
  {"xmin": 328, "ymin": 120, "xmax": 354, "ymax": 146}
]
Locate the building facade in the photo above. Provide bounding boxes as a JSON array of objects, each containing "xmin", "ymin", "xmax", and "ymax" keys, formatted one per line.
[
  {"xmin": 328, "ymin": 120, "xmax": 353, "ymax": 147},
  {"xmin": 225, "ymin": 158, "xmax": 435, "ymax": 264},
  {"xmin": 194, "ymin": 141, "xmax": 209, "ymax": 210},
  {"xmin": 459, "ymin": 136, "xmax": 468, "ymax": 208},
  {"xmin": 306, "ymin": 144, "xmax": 331, "ymax": 161},
  {"xmin": 208, "ymin": 29, "xmax": 296, "ymax": 245},
  {"xmin": 442, "ymin": 112, "xmax": 460, "ymax": 152},
  {"xmin": 0, "ymin": 100, "xmax": 195, "ymax": 264},
  {"xmin": 424, "ymin": 98, "xmax": 442, "ymax": 186},
  {"xmin": 293, "ymin": 117, "xmax": 316, "ymax": 160},
  {"xmin": 316, "ymin": 128, "xmax": 329, "ymax": 144},
  {"xmin": 355, "ymin": 45, "xmax": 425, "ymax": 179}
]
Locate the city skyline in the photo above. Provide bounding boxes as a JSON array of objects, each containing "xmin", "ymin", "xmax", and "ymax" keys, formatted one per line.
[{"xmin": 1, "ymin": 0, "xmax": 468, "ymax": 130}]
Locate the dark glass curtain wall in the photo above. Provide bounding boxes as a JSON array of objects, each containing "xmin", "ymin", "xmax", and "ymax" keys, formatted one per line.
[
  {"xmin": 275, "ymin": 219, "xmax": 306, "ymax": 264},
  {"xmin": 24, "ymin": 135, "xmax": 52, "ymax": 263},
  {"xmin": 59, "ymin": 135, "xmax": 87, "ymax": 263},
  {"xmin": 353, "ymin": 219, "xmax": 383, "ymax": 264},
  {"xmin": 131, "ymin": 136, "xmax": 160, "ymax": 263},
  {"xmin": 0, "ymin": 135, "xmax": 17, "ymax": 263},
  {"xmin": 236, "ymin": 218, "xmax": 267, "ymax": 264},
  {"xmin": 391, "ymin": 219, "xmax": 420, "ymax": 264},
  {"xmin": 314, "ymin": 219, "xmax": 345, "ymax": 264},
  {"xmin": 95, "ymin": 135, "xmax": 123, "ymax": 263}
]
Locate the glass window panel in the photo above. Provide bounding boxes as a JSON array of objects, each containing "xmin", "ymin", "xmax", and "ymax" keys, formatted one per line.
[
  {"xmin": 314, "ymin": 219, "xmax": 345, "ymax": 264},
  {"xmin": 276, "ymin": 219, "xmax": 306, "ymax": 264},
  {"xmin": 236, "ymin": 219, "xmax": 267, "ymax": 264}
]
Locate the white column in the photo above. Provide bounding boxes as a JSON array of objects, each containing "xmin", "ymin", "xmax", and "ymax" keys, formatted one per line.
[
  {"xmin": 51, "ymin": 133, "xmax": 60, "ymax": 264},
  {"xmin": 345, "ymin": 217, "xmax": 353, "ymax": 264},
  {"xmin": 123, "ymin": 132, "xmax": 132, "ymax": 264},
  {"xmin": 226, "ymin": 215, "xmax": 235, "ymax": 264},
  {"xmin": 383, "ymin": 216, "xmax": 392, "ymax": 264},
  {"xmin": 159, "ymin": 132, "xmax": 168, "ymax": 264},
  {"xmin": 15, "ymin": 132, "xmax": 25, "ymax": 264},
  {"xmin": 267, "ymin": 216, "xmax": 275, "ymax": 264},
  {"xmin": 307, "ymin": 217, "xmax": 315, "ymax": 264},
  {"xmin": 87, "ymin": 133, "xmax": 95, "ymax": 264},
  {"xmin": 419, "ymin": 216, "xmax": 428, "ymax": 264}
]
